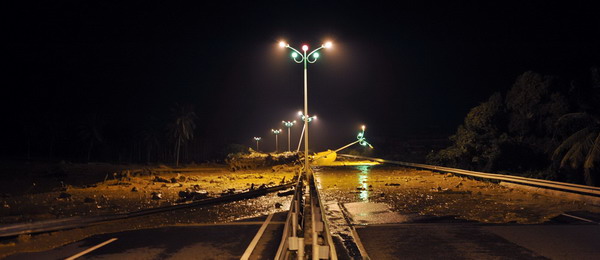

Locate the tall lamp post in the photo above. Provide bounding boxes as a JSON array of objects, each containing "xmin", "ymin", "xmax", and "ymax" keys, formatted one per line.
[
  {"xmin": 271, "ymin": 129, "xmax": 282, "ymax": 153},
  {"xmin": 253, "ymin": 137, "xmax": 261, "ymax": 151},
  {"xmin": 282, "ymin": 120, "xmax": 296, "ymax": 152},
  {"xmin": 279, "ymin": 40, "xmax": 332, "ymax": 174}
]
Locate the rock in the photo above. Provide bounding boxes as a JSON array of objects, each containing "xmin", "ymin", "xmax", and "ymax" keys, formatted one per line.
[
  {"xmin": 275, "ymin": 202, "xmax": 283, "ymax": 208},
  {"xmin": 58, "ymin": 192, "xmax": 72, "ymax": 199},
  {"xmin": 170, "ymin": 177, "xmax": 178, "ymax": 183},
  {"xmin": 151, "ymin": 192, "xmax": 162, "ymax": 200},
  {"xmin": 83, "ymin": 197, "xmax": 95, "ymax": 203},
  {"xmin": 154, "ymin": 176, "xmax": 170, "ymax": 183},
  {"xmin": 131, "ymin": 187, "xmax": 138, "ymax": 192}
]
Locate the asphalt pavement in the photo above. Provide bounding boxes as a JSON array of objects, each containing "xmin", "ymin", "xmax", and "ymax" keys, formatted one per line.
[{"xmin": 5, "ymin": 212, "xmax": 287, "ymax": 260}]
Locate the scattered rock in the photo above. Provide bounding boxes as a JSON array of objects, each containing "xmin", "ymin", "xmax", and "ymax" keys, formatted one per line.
[
  {"xmin": 151, "ymin": 192, "xmax": 162, "ymax": 200},
  {"xmin": 170, "ymin": 177, "xmax": 178, "ymax": 183},
  {"xmin": 131, "ymin": 187, "xmax": 138, "ymax": 192},
  {"xmin": 154, "ymin": 176, "xmax": 170, "ymax": 183},
  {"xmin": 275, "ymin": 202, "xmax": 283, "ymax": 208},
  {"xmin": 57, "ymin": 192, "xmax": 72, "ymax": 200}
]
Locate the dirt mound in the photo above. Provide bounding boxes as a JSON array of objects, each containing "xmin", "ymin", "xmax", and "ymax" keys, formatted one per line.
[{"xmin": 226, "ymin": 151, "xmax": 299, "ymax": 171}]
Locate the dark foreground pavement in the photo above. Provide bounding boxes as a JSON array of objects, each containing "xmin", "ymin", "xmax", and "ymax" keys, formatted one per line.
[
  {"xmin": 356, "ymin": 222, "xmax": 600, "ymax": 260},
  {"xmin": 5, "ymin": 212, "xmax": 287, "ymax": 260}
]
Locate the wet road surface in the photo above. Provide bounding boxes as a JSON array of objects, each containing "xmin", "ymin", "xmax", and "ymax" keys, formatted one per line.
[{"xmin": 314, "ymin": 165, "xmax": 600, "ymax": 259}]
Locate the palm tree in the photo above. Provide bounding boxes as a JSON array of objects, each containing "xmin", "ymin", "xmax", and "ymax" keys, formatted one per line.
[
  {"xmin": 552, "ymin": 113, "xmax": 600, "ymax": 186},
  {"xmin": 553, "ymin": 69, "xmax": 600, "ymax": 186},
  {"xmin": 167, "ymin": 103, "xmax": 197, "ymax": 167}
]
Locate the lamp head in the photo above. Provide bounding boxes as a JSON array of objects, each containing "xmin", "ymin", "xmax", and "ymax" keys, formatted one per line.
[
  {"xmin": 302, "ymin": 45, "xmax": 309, "ymax": 52},
  {"xmin": 323, "ymin": 41, "xmax": 333, "ymax": 49},
  {"xmin": 278, "ymin": 41, "xmax": 287, "ymax": 48}
]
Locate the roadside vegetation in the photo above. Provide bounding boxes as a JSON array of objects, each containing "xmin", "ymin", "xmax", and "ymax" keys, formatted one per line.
[{"xmin": 428, "ymin": 68, "xmax": 600, "ymax": 186}]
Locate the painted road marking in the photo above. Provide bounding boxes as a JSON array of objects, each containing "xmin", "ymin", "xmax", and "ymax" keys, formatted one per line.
[
  {"xmin": 65, "ymin": 238, "xmax": 118, "ymax": 260},
  {"xmin": 240, "ymin": 213, "xmax": 274, "ymax": 260}
]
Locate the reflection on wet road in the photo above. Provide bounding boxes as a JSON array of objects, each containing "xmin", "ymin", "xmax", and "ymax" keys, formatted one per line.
[{"xmin": 357, "ymin": 165, "xmax": 369, "ymax": 202}]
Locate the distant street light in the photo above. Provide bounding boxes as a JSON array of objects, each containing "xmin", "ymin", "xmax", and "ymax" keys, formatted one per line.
[
  {"xmin": 282, "ymin": 120, "xmax": 296, "ymax": 152},
  {"xmin": 253, "ymin": 137, "xmax": 262, "ymax": 151},
  {"xmin": 296, "ymin": 111, "xmax": 317, "ymax": 152},
  {"xmin": 279, "ymin": 40, "xmax": 332, "ymax": 174},
  {"xmin": 271, "ymin": 129, "xmax": 282, "ymax": 152}
]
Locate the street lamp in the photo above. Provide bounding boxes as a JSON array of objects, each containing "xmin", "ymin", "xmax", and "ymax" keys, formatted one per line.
[
  {"xmin": 279, "ymin": 40, "xmax": 332, "ymax": 174},
  {"xmin": 296, "ymin": 111, "xmax": 317, "ymax": 152},
  {"xmin": 271, "ymin": 129, "xmax": 282, "ymax": 153},
  {"xmin": 253, "ymin": 137, "xmax": 261, "ymax": 151},
  {"xmin": 282, "ymin": 120, "xmax": 296, "ymax": 152}
]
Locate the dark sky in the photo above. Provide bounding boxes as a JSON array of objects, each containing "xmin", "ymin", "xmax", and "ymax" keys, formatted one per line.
[{"xmin": 5, "ymin": 1, "xmax": 600, "ymax": 153}]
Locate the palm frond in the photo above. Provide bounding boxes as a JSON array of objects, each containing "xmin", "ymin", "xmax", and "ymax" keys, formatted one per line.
[
  {"xmin": 553, "ymin": 127, "xmax": 595, "ymax": 159},
  {"xmin": 584, "ymin": 132, "xmax": 600, "ymax": 170}
]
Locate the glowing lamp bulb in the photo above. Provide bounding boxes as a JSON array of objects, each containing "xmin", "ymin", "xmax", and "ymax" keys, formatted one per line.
[
  {"xmin": 362, "ymin": 125, "xmax": 366, "ymax": 130},
  {"xmin": 291, "ymin": 52, "xmax": 298, "ymax": 58},
  {"xmin": 298, "ymin": 111, "xmax": 303, "ymax": 115},
  {"xmin": 302, "ymin": 45, "xmax": 309, "ymax": 51},
  {"xmin": 324, "ymin": 42, "xmax": 333, "ymax": 48},
  {"xmin": 279, "ymin": 41, "xmax": 286, "ymax": 48},
  {"xmin": 313, "ymin": 53, "xmax": 320, "ymax": 58}
]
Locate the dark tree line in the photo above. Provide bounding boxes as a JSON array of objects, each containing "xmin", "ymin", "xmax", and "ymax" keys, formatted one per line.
[
  {"xmin": 10, "ymin": 103, "xmax": 219, "ymax": 166},
  {"xmin": 428, "ymin": 68, "xmax": 600, "ymax": 186}
]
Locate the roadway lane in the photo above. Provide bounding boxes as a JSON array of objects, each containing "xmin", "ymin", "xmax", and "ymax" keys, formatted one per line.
[
  {"xmin": 315, "ymin": 165, "xmax": 600, "ymax": 259},
  {"xmin": 356, "ymin": 223, "xmax": 600, "ymax": 259},
  {"xmin": 5, "ymin": 212, "xmax": 287, "ymax": 260}
]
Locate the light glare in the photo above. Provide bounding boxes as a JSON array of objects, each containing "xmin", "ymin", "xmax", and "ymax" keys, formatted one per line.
[
  {"xmin": 279, "ymin": 41, "xmax": 286, "ymax": 48},
  {"xmin": 324, "ymin": 42, "xmax": 333, "ymax": 48}
]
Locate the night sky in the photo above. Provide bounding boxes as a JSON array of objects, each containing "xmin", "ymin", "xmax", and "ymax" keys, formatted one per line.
[{"xmin": 4, "ymin": 1, "xmax": 600, "ymax": 155}]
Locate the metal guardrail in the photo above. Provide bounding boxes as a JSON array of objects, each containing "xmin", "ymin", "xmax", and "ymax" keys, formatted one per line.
[
  {"xmin": 338, "ymin": 154, "xmax": 600, "ymax": 200},
  {"xmin": 275, "ymin": 168, "xmax": 338, "ymax": 259},
  {"xmin": 275, "ymin": 175, "xmax": 305, "ymax": 259}
]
